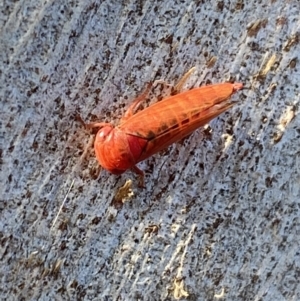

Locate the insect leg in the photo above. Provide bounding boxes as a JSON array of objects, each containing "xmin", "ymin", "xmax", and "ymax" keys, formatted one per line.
[
  {"xmin": 131, "ymin": 165, "xmax": 145, "ymax": 188},
  {"xmin": 121, "ymin": 82, "xmax": 153, "ymax": 122},
  {"xmin": 85, "ymin": 122, "xmax": 112, "ymax": 130},
  {"xmin": 75, "ymin": 114, "xmax": 111, "ymax": 130},
  {"xmin": 153, "ymin": 67, "xmax": 196, "ymax": 96},
  {"xmin": 173, "ymin": 66, "xmax": 196, "ymax": 93}
]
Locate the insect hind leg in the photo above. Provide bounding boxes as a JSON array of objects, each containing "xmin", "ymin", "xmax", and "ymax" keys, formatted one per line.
[
  {"xmin": 131, "ymin": 165, "xmax": 145, "ymax": 188},
  {"xmin": 121, "ymin": 67, "xmax": 196, "ymax": 123},
  {"xmin": 154, "ymin": 67, "xmax": 196, "ymax": 95},
  {"xmin": 121, "ymin": 82, "xmax": 153, "ymax": 122},
  {"xmin": 174, "ymin": 66, "xmax": 196, "ymax": 93}
]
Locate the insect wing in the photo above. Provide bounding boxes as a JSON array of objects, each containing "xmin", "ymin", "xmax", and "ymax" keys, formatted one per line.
[{"xmin": 119, "ymin": 83, "xmax": 238, "ymax": 162}]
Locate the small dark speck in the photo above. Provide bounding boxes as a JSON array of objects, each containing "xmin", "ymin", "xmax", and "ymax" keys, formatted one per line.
[
  {"xmin": 159, "ymin": 122, "xmax": 169, "ymax": 132},
  {"xmin": 169, "ymin": 173, "xmax": 175, "ymax": 183},
  {"xmin": 289, "ymin": 58, "xmax": 297, "ymax": 69},
  {"xmin": 146, "ymin": 130, "xmax": 156, "ymax": 140},
  {"xmin": 91, "ymin": 216, "xmax": 101, "ymax": 225},
  {"xmin": 217, "ymin": 1, "xmax": 224, "ymax": 11},
  {"xmin": 164, "ymin": 34, "xmax": 173, "ymax": 44},
  {"xmin": 170, "ymin": 118, "xmax": 177, "ymax": 126},
  {"xmin": 265, "ymin": 177, "xmax": 273, "ymax": 188},
  {"xmin": 60, "ymin": 241, "xmax": 67, "ymax": 250},
  {"xmin": 77, "ymin": 213, "xmax": 86, "ymax": 220},
  {"xmin": 31, "ymin": 141, "xmax": 38, "ymax": 151}
]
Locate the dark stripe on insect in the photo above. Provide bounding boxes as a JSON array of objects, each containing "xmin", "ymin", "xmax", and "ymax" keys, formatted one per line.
[
  {"xmin": 169, "ymin": 118, "xmax": 178, "ymax": 126},
  {"xmin": 190, "ymin": 110, "xmax": 201, "ymax": 119},
  {"xmin": 158, "ymin": 122, "xmax": 169, "ymax": 132},
  {"xmin": 154, "ymin": 122, "xmax": 180, "ymax": 139},
  {"xmin": 157, "ymin": 119, "xmax": 180, "ymax": 135},
  {"xmin": 181, "ymin": 118, "xmax": 190, "ymax": 125},
  {"xmin": 146, "ymin": 130, "xmax": 156, "ymax": 140},
  {"xmin": 167, "ymin": 123, "xmax": 179, "ymax": 132}
]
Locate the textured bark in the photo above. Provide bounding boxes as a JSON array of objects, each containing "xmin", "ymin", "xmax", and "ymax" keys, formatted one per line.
[{"xmin": 1, "ymin": 1, "xmax": 300, "ymax": 300}]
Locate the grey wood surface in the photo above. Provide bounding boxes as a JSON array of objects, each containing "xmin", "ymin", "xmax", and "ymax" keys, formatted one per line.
[{"xmin": 1, "ymin": 1, "xmax": 300, "ymax": 300}]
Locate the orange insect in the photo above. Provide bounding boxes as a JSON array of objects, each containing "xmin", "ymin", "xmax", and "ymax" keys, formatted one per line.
[{"xmin": 86, "ymin": 77, "xmax": 243, "ymax": 186}]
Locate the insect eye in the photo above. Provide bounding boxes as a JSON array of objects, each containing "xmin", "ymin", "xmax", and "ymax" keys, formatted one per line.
[
  {"xmin": 97, "ymin": 126, "xmax": 113, "ymax": 140},
  {"xmin": 99, "ymin": 130, "xmax": 106, "ymax": 139}
]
